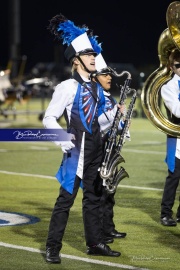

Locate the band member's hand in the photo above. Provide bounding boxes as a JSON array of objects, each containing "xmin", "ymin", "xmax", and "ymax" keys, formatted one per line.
[
  {"xmin": 60, "ymin": 141, "xmax": 75, "ymax": 153},
  {"xmin": 117, "ymin": 104, "xmax": 126, "ymax": 115}
]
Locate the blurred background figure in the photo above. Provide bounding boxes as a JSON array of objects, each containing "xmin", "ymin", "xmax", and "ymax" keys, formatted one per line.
[{"xmin": 0, "ymin": 69, "xmax": 12, "ymax": 103}]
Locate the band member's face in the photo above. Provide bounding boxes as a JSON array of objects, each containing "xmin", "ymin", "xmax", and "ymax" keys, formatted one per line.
[
  {"xmin": 171, "ymin": 61, "xmax": 180, "ymax": 76},
  {"xmin": 79, "ymin": 54, "xmax": 96, "ymax": 73},
  {"xmin": 97, "ymin": 74, "xmax": 112, "ymax": 91}
]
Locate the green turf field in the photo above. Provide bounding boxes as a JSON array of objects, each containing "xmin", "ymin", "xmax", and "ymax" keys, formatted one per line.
[{"xmin": 0, "ymin": 98, "xmax": 180, "ymax": 270}]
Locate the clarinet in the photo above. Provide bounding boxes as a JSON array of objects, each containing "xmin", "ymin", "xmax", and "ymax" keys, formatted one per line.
[
  {"xmin": 100, "ymin": 72, "xmax": 136, "ymax": 194},
  {"xmin": 117, "ymin": 88, "xmax": 137, "ymax": 152}
]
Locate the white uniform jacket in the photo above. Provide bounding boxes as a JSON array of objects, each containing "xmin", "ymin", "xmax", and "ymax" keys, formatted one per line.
[
  {"xmin": 161, "ymin": 73, "xmax": 180, "ymax": 172},
  {"xmin": 43, "ymin": 77, "xmax": 118, "ymax": 193}
]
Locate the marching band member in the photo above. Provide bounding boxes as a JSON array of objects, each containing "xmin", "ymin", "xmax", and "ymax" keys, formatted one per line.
[
  {"xmin": 160, "ymin": 48, "xmax": 180, "ymax": 226},
  {"xmin": 92, "ymin": 53, "xmax": 129, "ymax": 241},
  {"xmin": 43, "ymin": 14, "xmax": 121, "ymax": 264}
]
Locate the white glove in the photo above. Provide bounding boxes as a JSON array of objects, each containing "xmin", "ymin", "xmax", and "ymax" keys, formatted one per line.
[
  {"xmin": 118, "ymin": 120, "xmax": 131, "ymax": 141},
  {"xmin": 60, "ymin": 141, "xmax": 75, "ymax": 153}
]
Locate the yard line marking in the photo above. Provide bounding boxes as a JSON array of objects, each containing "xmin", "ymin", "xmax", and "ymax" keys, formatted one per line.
[
  {"xmin": 0, "ymin": 170, "xmax": 164, "ymax": 192},
  {"xmin": 120, "ymin": 185, "xmax": 163, "ymax": 191},
  {"xmin": 0, "ymin": 242, "xmax": 149, "ymax": 270},
  {"xmin": 123, "ymin": 149, "xmax": 165, "ymax": 155},
  {"xmin": 0, "ymin": 147, "xmax": 165, "ymax": 155},
  {"xmin": 0, "ymin": 170, "xmax": 55, "ymax": 179},
  {"xmin": 29, "ymin": 146, "xmax": 50, "ymax": 150}
]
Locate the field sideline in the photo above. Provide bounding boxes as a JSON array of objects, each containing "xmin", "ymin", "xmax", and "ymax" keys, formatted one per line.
[
  {"xmin": 0, "ymin": 116, "xmax": 180, "ymax": 269},
  {"xmin": 0, "ymin": 169, "xmax": 162, "ymax": 270}
]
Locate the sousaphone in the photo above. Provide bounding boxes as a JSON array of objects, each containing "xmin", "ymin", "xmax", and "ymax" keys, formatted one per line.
[{"xmin": 141, "ymin": 1, "xmax": 180, "ymax": 137}]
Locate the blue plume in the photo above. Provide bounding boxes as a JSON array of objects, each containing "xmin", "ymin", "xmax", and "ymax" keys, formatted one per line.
[
  {"xmin": 48, "ymin": 13, "xmax": 102, "ymax": 53},
  {"xmin": 89, "ymin": 34, "xmax": 102, "ymax": 54},
  {"xmin": 58, "ymin": 20, "xmax": 88, "ymax": 46},
  {"xmin": 48, "ymin": 14, "xmax": 88, "ymax": 46}
]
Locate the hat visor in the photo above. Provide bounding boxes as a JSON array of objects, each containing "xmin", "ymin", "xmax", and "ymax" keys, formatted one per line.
[
  {"xmin": 96, "ymin": 67, "xmax": 113, "ymax": 76},
  {"xmin": 78, "ymin": 48, "xmax": 97, "ymax": 57}
]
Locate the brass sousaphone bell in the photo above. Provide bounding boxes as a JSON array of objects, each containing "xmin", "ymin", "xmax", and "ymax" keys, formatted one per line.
[{"xmin": 141, "ymin": 1, "xmax": 180, "ymax": 137}]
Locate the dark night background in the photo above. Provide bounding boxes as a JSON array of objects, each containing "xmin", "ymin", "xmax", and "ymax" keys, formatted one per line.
[{"xmin": 0, "ymin": 0, "xmax": 174, "ymax": 82}]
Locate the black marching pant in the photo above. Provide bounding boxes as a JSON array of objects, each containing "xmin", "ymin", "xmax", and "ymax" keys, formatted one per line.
[
  {"xmin": 161, "ymin": 157, "xmax": 180, "ymax": 218},
  {"xmin": 100, "ymin": 187, "xmax": 115, "ymax": 234},
  {"xmin": 46, "ymin": 130, "xmax": 103, "ymax": 250}
]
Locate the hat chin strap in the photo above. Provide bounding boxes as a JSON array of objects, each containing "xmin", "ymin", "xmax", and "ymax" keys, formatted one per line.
[
  {"xmin": 93, "ymin": 77, "xmax": 100, "ymax": 84},
  {"xmin": 77, "ymin": 55, "xmax": 91, "ymax": 73}
]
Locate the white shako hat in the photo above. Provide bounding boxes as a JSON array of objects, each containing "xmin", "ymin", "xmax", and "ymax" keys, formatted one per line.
[
  {"xmin": 48, "ymin": 13, "xmax": 97, "ymax": 62},
  {"xmin": 64, "ymin": 32, "xmax": 96, "ymax": 62},
  {"xmin": 92, "ymin": 53, "xmax": 112, "ymax": 77}
]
